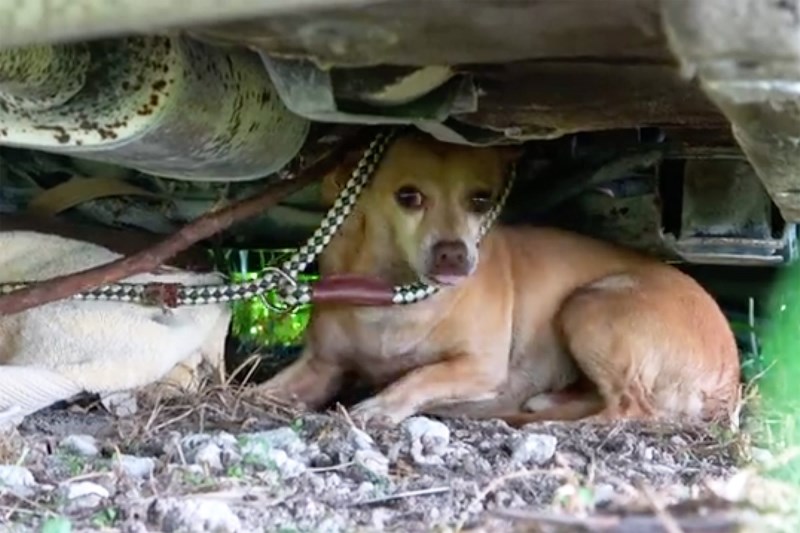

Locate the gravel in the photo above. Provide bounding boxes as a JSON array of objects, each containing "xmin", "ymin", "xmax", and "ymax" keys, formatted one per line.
[{"xmin": 0, "ymin": 389, "xmax": 790, "ymax": 532}]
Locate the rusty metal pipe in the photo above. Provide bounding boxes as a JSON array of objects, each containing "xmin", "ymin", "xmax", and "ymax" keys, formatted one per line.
[
  {"xmin": 0, "ymin": 36, "xmax": 310, "ymax": 181},
  {"xmin": 0, "ymin": 43, "xmax": 89, "ymax": 109}
]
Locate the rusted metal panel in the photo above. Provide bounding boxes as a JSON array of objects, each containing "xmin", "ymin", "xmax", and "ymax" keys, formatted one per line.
[
  {"xmin": 662, "ymin": 0, "xmax": 800, "ymax": 223},
  {"xmin": 454, "ymin": 63, "xmax": 728, "ymax": 139},
  {"xmin": 0, "ymin": 0, "xmax": 360, "ymax": 49},
  {"xmin": 196, "ymin": 0, "xmax": 671, "ymax": 67}
]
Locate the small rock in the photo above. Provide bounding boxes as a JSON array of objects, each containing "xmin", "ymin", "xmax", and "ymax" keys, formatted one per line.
[
  {"xmin": 262, "ymin": 448, "xmax": 306, "ymax": 479},
  {"xmin": 215, "ymin": 432, "xmax": 238, "ymax": 449},
  {"xmin": 0, "ymin": 465, "xmax": 35, "ymax": 495},
  {"xmin": 370, "ymin": 509, "xmax": 393, "ymax": 531},
  {"xmin": 181, "ymin": 465, "xmax": 206, "ymax": 478},
  {"xmin": 356, "ymin": 481, "xmax": 375, "ymax": 496},
  {"xmin": 64, "ymin": 481, "xmax": 109, "ymax": 510},
  {"xmin": 310, "ymin": 452, "xmax": 334, "ymax": 468},
  {"xmin": 194, "ymin": 443, "xmax": 223, "ymax": 471},
  {"xmin": 348, "ymin": 427, "xmax": 377, "ymax": 451},
  {"xmin": 642, "ymin": 446, "xmax": 655, "ymax": 461},
  {"xmin": 120, "ymin": 521, "xmax": 149, "ymax": 533},
  {"xmin": 181, "ymin": 433, "xmax": 240, "ymax": 469},
  {"xmin": 247, "ymin": 427, "xmax": 306, "ymax": 456},
  {"xmin": 404, "ymin": 417, "xmax": 451, "ymax": 447},
  {"xmin": 593, "ymin": 483, "xmax": 616, "ymax": 506},
  {"xmin": 477, "ymin": 441, "xmax": 494, "ymax": 453},
  {"xmin": 60, "ymin": 435, "xmax": 100, "ymax": 457},
  {"xmin": 100, "ymin": 391, "xmax": 138, "ymax": 417},
  {"xmin": 750, "ymin": 446, "xmax": 774, "ymax": 465},
  {"xmin": 353, "ymin": 449, "xmax": 389, "ymax": 480},
  {"xmin": 403, "ymin": 417, "xmax": 450, "ymax": 465},
  {"xmin": 670, "ymin": 435, "xmax": 687, "ymax": 447},
  {"xmin": 118, "ymin": 454, "xmax": 156, "ymax": 479},
  {"xmin": 181, "ymin": 433, "xmax": 212, "ymax": 452},
  {"xmin": 511, "ymin": 433, "xmax": 557, "ymax": 465},
  {"xmin": 315, "ymin": 515, "xmax": 347, "ymax": 533},
  {"xmin": 239, "ymin": 428, "xmax": 308, "ymax": 472},
  {"xmin": 493, "ymin": 490, "xmax": 514, "ymax": 507},
  {"xmin": 386, "ymin": 441, "xmax": 403, "ymax": 463},
  {"xmin": 149, "ymin": 497, "xmax": 241, "ymax": 533}
]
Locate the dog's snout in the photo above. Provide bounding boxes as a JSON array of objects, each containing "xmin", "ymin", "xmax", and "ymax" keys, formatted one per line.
[{"xmin": 432, "ymin": 240, "xmax": 469, "ymax": 272}]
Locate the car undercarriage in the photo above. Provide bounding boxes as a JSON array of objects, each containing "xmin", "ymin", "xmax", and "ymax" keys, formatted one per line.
[{"xmin": 0, "ymin": 0, "xmax": 796, "ymax": 340}]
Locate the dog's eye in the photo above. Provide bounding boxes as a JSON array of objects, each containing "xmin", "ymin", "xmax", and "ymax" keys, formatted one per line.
[
  {"xmin": 469, "ymin": 190, "xmax": 493, "ymax": 214},
  {"xmin": 395, "ymin": 186, "xmax": 425, "ymax": 210}
]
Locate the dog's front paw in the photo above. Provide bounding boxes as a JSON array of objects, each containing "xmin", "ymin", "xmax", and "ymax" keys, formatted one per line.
[{"xmin": 349, "ymin": 396, "xmax": 412, "ymax": 428}]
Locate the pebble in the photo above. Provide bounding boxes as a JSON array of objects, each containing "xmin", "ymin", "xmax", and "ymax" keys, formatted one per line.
[
  {"xmin": 245, "ymin": 427, "xmax": 307, "ymax": 456},
  {"xmin": 100, "ymin": 390, "xmax": 139, "ymax": 417},
  {"xmin": 181, "ymin": 432, "xmax": 240, "ymax": 470},
  {"xmin": 370, "ymin": 509, "xmax": 393, "ymax": 531},
  {"xmin": 59, "ymin": 435, "xmax": 100, "ymax": 457},
  {"xmin": 510, "ymin": 433, "xmax": 557, "ymax": 465},
  {"xmin": 150, "ymin": 497, "xmax": 242, "ymax": 533},
  {"xmin": 194, "ymin": 443, "xmax": 224, "ymax": 471},
  {"xmin": 750, "ymin": 446, "xmax": 775, "ymax": 465},
  {"xmin": 263, "ymin": 448, "xmax": 306, "ymax": 479},
  {"xmin": 348, "ymin": 428, "xmax": 377, "ymax": 451},
  {"xmin": 315, "ymin": 516, "xmax": 347, "ymax": 533},
  {"xmin": 181, "ymin": 433, "xmax": 212, "ymax": 452},
  {"xmin": 593, "ymin": 483, "xmax": 617, "ymax": 506},
  {"xmin": 239, "ymin": 428, "xmax": 309, "ymax": 474},
  {"xmin": 356, "ymin": 481, "xmax": 375, "ymax": 496},
  {"xmin": 353, "ymin": 449, "xmax": 389, "ymax": 480},
  {"xmin": 0, "ymin": 465, "xmax": 35, "ymax": 496},
  {"xmin": 403, "ymin": 417, "xmax": 451, "ymax": 465},
  {"xmin": 118, "ymin": 454, "xmax": 156, "ymax": 479},
  {"xmin": 240, "ymin": 438, "xmax": 298, "ymax": 475},
  {"xmin": 64, "ymin": 481, "xmax": 109, "ymax": 510}
]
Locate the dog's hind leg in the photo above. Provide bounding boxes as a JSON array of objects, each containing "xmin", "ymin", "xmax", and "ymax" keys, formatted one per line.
[
  {"xmin": 551, "ymin": 274, "xmax": 666, "ymax": 422},
  {"xmin": 553, "ymin": 271, "xmax": 738, "ymax": 423}
]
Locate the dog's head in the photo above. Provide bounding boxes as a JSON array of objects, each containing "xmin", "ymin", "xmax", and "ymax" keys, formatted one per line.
[{"xmin": 322, "ymin": 134, "xmax": 521, "ymax": 287}]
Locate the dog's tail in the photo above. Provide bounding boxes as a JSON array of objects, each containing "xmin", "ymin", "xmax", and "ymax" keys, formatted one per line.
[{"xmin": 0, "ymin": 366, "xmax": 82, "ymax": 429}]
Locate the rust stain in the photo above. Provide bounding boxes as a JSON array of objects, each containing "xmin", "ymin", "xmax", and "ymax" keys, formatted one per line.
[{"xmin": 33, "ymin": 125, "xmax": 71, "ymax": 144}]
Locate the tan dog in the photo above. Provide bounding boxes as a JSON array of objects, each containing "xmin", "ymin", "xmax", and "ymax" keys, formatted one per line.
[
  {"xmin": 257, "ymin": 134, "xmax": 741, "ymax": 427},
  {"xmin": 0, "ymin": 231, "xmax": 231, "ymax": 428}
]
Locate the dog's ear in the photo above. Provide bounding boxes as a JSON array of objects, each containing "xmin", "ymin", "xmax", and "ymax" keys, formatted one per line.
[{"xmin": 320, "ymin": 148, "xmax": 367, "ymax": 207}]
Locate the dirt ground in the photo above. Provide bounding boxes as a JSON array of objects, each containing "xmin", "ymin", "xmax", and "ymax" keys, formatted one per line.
[{"xmin": 0, "ymin": 387, "xmax": 797, "ymax": 532}]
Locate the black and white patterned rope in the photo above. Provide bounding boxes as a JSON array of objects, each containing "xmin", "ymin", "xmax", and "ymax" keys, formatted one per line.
[{"xmin": 0, "ymin": 129, "xmax": 516, "ymax": 309}]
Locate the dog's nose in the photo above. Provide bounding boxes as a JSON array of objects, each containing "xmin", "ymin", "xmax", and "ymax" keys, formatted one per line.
[{"xmin": 431, "ymin": 240, "xmax": 469, "ymax": 273}]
